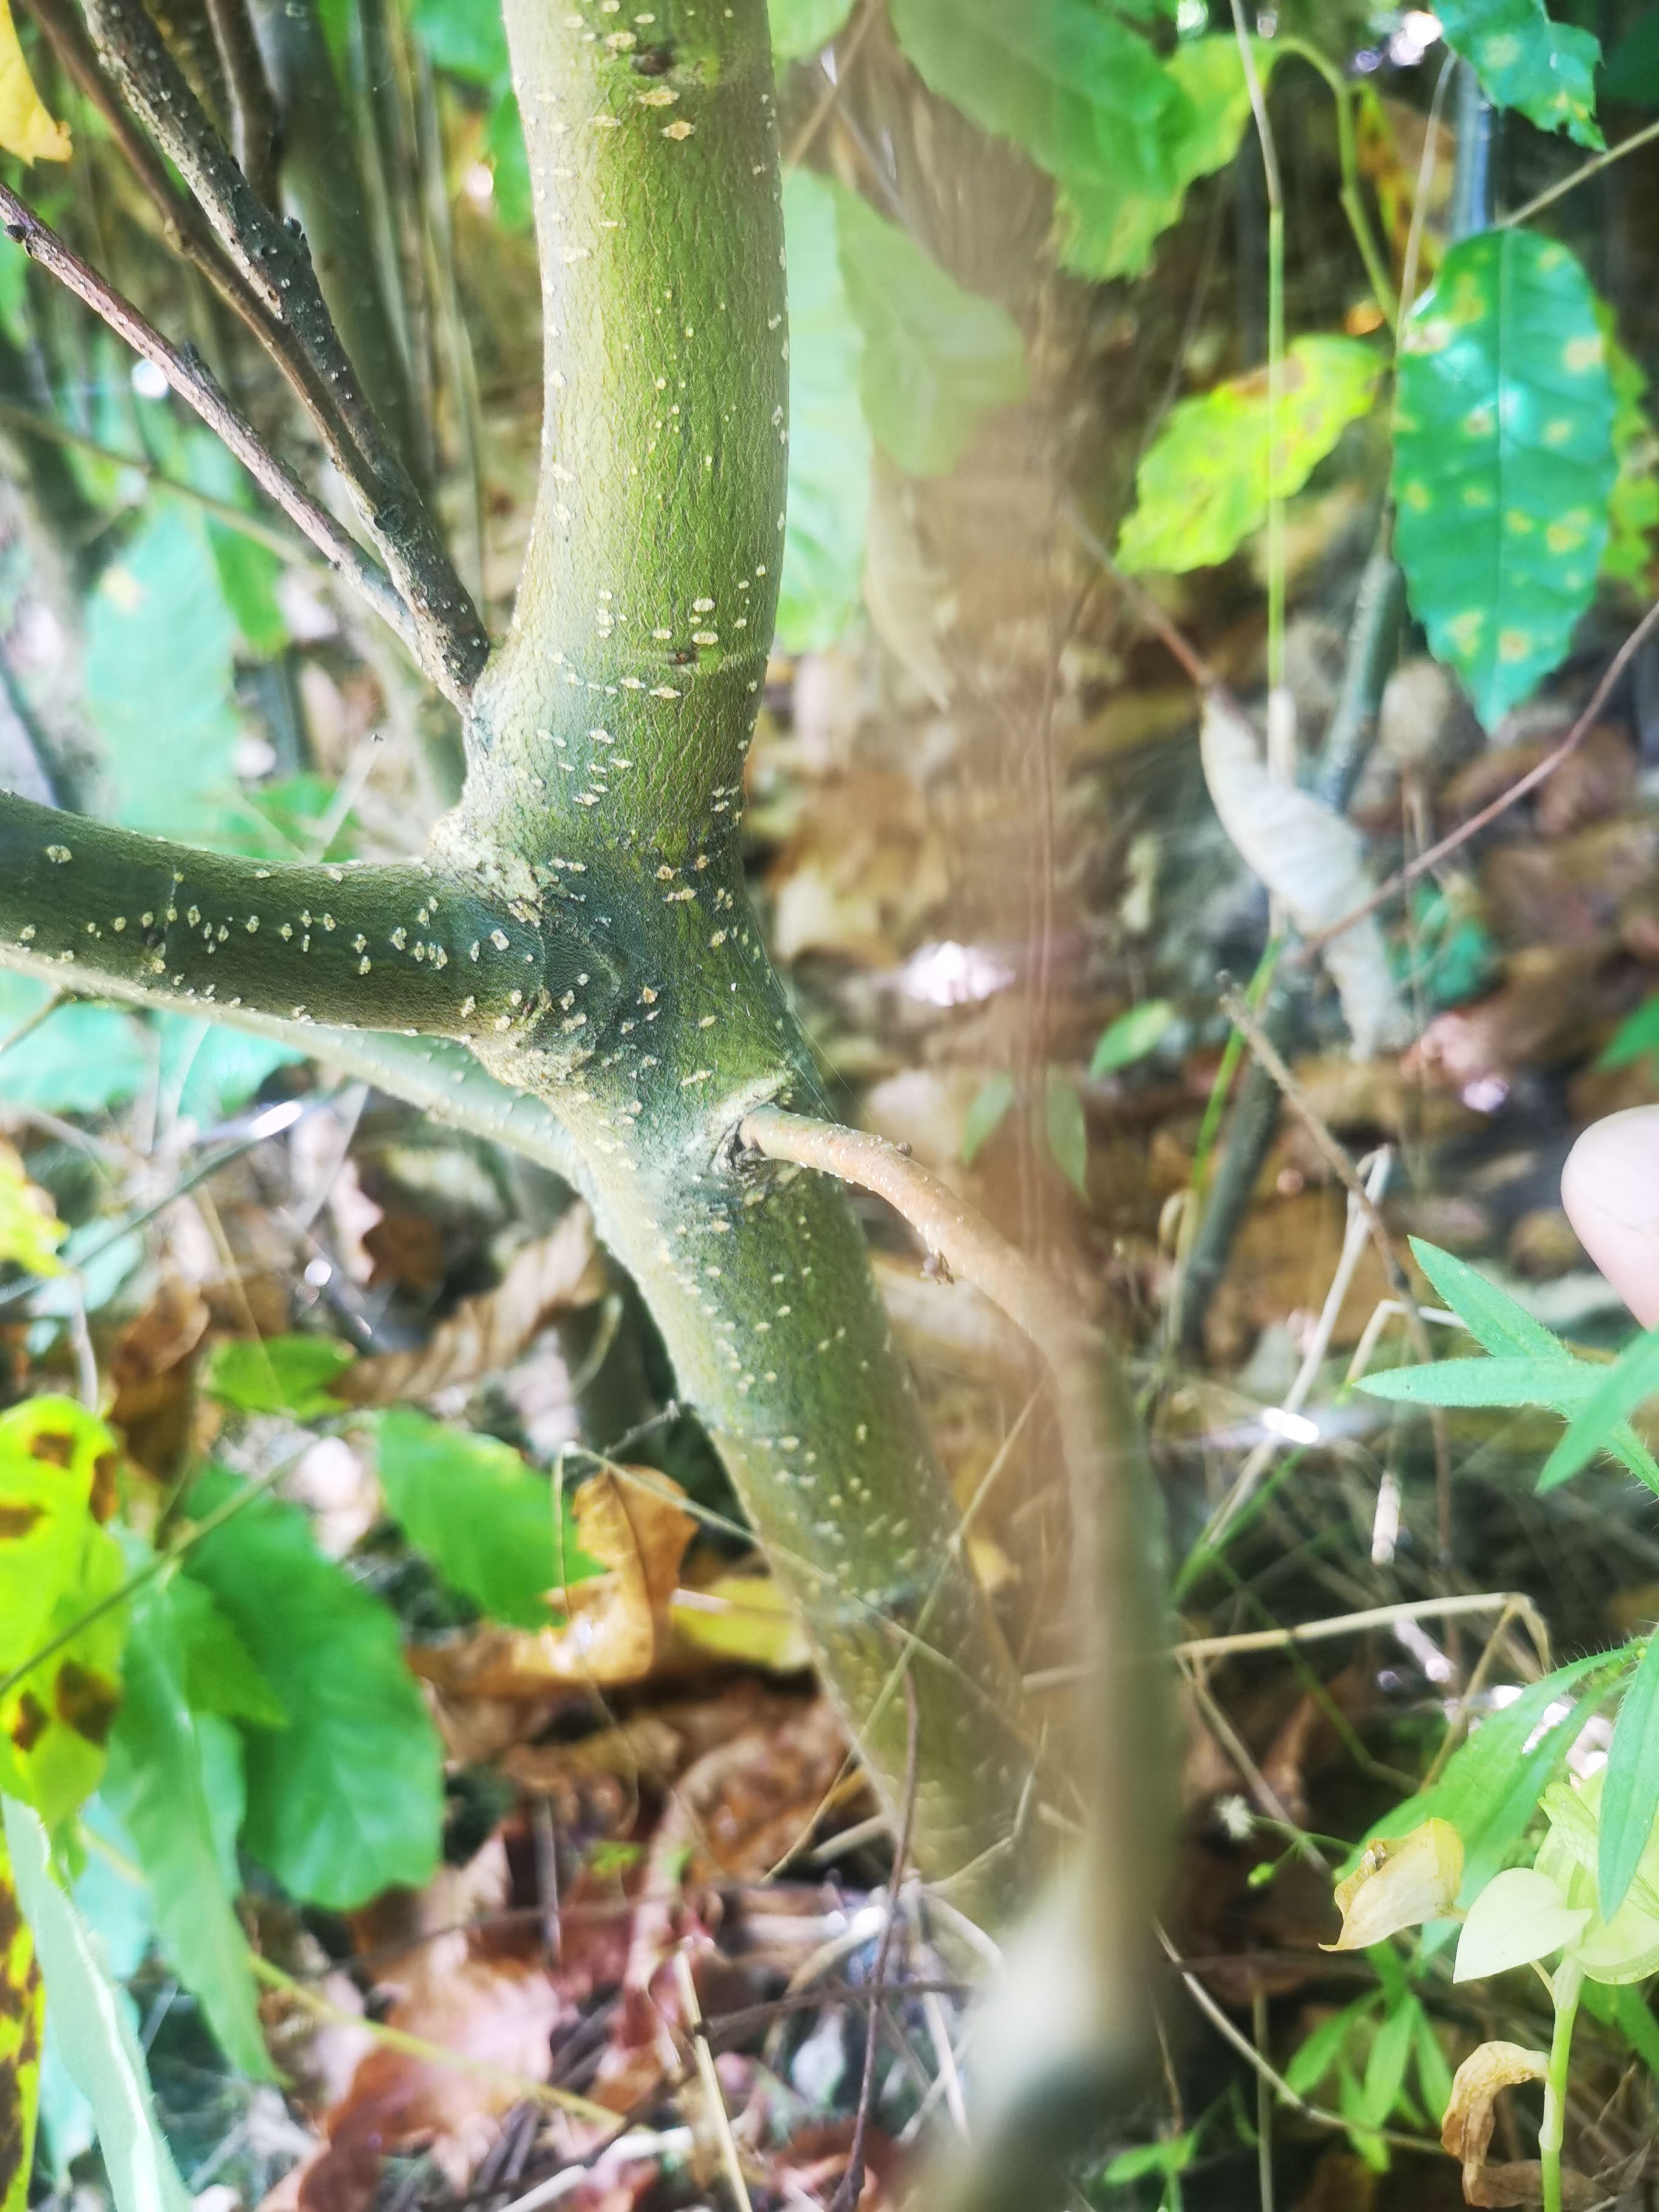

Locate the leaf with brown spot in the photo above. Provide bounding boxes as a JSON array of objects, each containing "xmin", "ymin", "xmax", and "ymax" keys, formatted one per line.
[
  {"xmin": 0, "ymin": 1398, "xmax": 129, "ymax": 1823},
  {"xmin": 0, "ymin": 1832, "xmax": 42, "ymax": 2212}
]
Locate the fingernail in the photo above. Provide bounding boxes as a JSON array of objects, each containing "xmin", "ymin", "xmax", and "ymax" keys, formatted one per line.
[{"xmin": 1561, "ymin": 1106, "xmax": 1659, "ymax": 1326}]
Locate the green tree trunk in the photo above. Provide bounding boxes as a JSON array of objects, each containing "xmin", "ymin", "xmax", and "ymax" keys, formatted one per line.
[{"xmin": 0, "ymin": 0, "xmax": 1056, "ymax": 1917}]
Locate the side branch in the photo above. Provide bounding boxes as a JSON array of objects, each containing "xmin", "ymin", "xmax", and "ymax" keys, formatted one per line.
[
  {"xmin": 79, "ymin": 0, "xmax": 488, "ymax": 702},
  {"xmin": 0, "ymin": 791, "xmax": 558, "ymax": 1036},
  {"xmin": 0, "ymin": 185, "xmax": 417, "ymax": 666},
  {"xmin": 737, "ymin": 1106, "xmax": 1088, "ymax": 1367}
]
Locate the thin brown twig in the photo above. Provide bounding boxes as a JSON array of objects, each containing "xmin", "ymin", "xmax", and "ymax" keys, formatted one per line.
[
  {"xmin": 0, "ymin": 397, "xmax": 309, "ymax": 558},
  {"xmin": 739, "ymin": 1106, "xmax": 1085, "ymax": 1362},
  {"xmin": 783, "ymin": 0, "xmax": 880, "ymax": 169},
  {"xmin": 0, "ymin": 184, "xmax": 416, "ymax": 651},
  {"xmin": 832, "ymin": 1674, "xmax": 921, "ymax": 2212},
  {"xmin": 19, "ymin": 0, "xmax": 355, "ymax": 482},
  {"xmin": 1218, "ymin": 982, "xmax": 1455, "ymax": 1551},
  {"xmin": 1065, "ymin": 505, "xmax": 1216, "ymax": 692},
  {"xmin": 1303, "ymin": 593, "xmax": 1659, "ymax": 957},
  {"xmin": 1155, "ymin": 1926, "xmax": 1441, "ymax": 2157},
  {"xmin": 78, "ymin": 0, "xmax": 488, "ymax": 703},
  {"xmin": 1502, "ymin": 115, "xmax": 1659, "ymax": 230}
]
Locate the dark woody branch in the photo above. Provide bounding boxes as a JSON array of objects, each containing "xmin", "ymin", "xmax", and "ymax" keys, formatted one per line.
[
  {"xmin": 0, "ymin": 184, "xmax": 433, "ymax": 681},
  {"xmin": 0, "ymin": 790, "xmax": 600, "ymax": 1040},
  {"xmin": 203, "ymin": 0, "xmax": 280, "ymax": 207},
  {"xmin": 78, "ymin": 0, "xmax": 489, "ymax": 701}
]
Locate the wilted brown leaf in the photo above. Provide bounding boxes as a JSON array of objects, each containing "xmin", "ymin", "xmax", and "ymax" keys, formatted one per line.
[
  {"xmin": 340, "ymin": 1207, "xmax": 603, "ymax": 1406},
  {"xmin": 1440, "ymin": 2039, "xmax": 1597, "ymax": 2208}
]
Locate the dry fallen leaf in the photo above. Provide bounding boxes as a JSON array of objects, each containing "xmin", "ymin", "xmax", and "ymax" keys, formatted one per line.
[
  {"xmin": 1201, "ymin": 691, "xmax": 1407, "ymax": 1058},
  {"xmin": 415, "ymin": 1470, "xmax": 698, "ymax": 1694},
  {"xmin": 339, "ymin": 1206, "xmax": 604, "ymax": 1406}
]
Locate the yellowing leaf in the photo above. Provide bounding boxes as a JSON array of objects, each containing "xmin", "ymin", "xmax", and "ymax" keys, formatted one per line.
[
  {"xmin": 0, "ymin": 1, "xmax": 70, "ymax": 164},
  {"xmin": 0, "ymin": 1829, "xmax": 42, "ymax": 2212},
  {"xmin": 1325, "ymin": 1818, "xmax": 1463, "ymax": 1949},
  {"xmin": 0, "ymin": 1141, "xmax": 63, "ymax": 1277},
  {"xmin": 1118, "ymin": 335, "xmax": 1379, "ymax": 574},
  {"xmin": 671, "ymin": 1571, "xmax": 813, "ymax": 1673}
]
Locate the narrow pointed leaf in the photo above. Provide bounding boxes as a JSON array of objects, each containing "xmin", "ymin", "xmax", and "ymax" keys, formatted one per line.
[
  {"xmin": 2, "ymin": 1799, "xmax": 190, "ymax": 2212},
  {"xmin": 1407, "ymin": 1238, "xmax": 1566, "ymax": 1359},
  {"xmin": 1356, "ymin": 1354, "xmax": 1602, "ymax": 1409},
  {"xmin": 1600, "ymin": 1635, "xmax": 1659, "ymax": 1917},
  {"xmin": 1540, "ymin": 1328, "xmax": 1659, "ymax": 1492},
  {"xmin": 1392, "ymin": 230, "xmax": 1618, "ymax": 729}
]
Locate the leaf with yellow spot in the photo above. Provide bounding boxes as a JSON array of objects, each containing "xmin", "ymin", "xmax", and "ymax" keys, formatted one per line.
[
  {"xmin": 0, "ymin": 1399, "xmax": 127, "ymax": 1827},
  {"xmin": 0, "ymin": 1829, "xmax": 42, "ymax": 2212},
  {"xmin": 1436, "ymin": 0, "xmax": 1603, "ymax": 151},
  {"xmin": 0, "ymin": 1144, "xmax": 62, "ymax": 1279},
  {"xmin": 1118, "ymin": 333, "xmax": 1381, "ymax": 574},
  {"xmin": 1598, "ymin": 309, "xmax": 1659, "ymax": 589},
  {"xmin": 0, "ymin": 0, "xmax": 69, "ymax": 163},
  {"xmin": 1393, "ymin": 229, "xmax": 1617, "ymax": 728}
]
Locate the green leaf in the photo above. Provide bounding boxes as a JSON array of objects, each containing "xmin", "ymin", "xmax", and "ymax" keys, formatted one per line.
[
  {"xmin": 0, "ymin": 1826, "xmax": 42, "ymax": 2212},
  {"xmin": 203, "ymin": 1335, "xmax": 354, "ymax": 1420},
  {"xmin": 1118, "ymin": 335, "xmax": 1380, "ymax": 574},
  {"xmin": 101, "ymin": 1583, "xmax": 270, "ymax": 2079},
  {"xmin": 1045, "ymin": 1070, "xmax": 1088, "ymax": 1198},
  {"xmin": 2, "ymin": 1797, "xmax": 191, "ymax": 2212},
  {"xmin": 1090, "ymin": 999, "xmax": 1175, "ymax": 1078},
  {"xmin": 1598, "ymin": 1633, "xmax": 1659, "ymax": 1919},
  {"xmin": 1603, "ymin": 12, "xmax": 1659, "ymax": 104},
  {"xmin": 1410, "ymin": 1238, "xmax": 1569, "ymax": 1357},
  {"xmin": 0, "ymin": 1399, "xmax": 127, "ymax": 1826},
  {"xmin": 1392, "ymin": 230, "xmax": 1617, "ymax": 730},
  {"xmin": 1356, "ymin": 1355, "xmax": 1602, "ymax": 1409},
  {"xmin": 1600, "ymin": 994, "xmax": 1659, "ymax": 1073},
  {"xmin": 1541, "ymin": 1327, "xmax": 1659, "ymax": 1492},
  {"xmin": 769, "ymin": 0, "xmax": 853, "ymax": 61},
  {"xmin": 85, "ymin": 506, "xmax": 245, "ymax": 843},
  {"xmin": 1600, "ymin": 318, "xmax": 1659, "ymax": 587},
  {"xmin": 890, "ymin": 4, "xmax": 1255, "ymax": 282},
  {"xmin": 409, "ymin": 0, "xmax": 508, "ymax": 82},
  {"xmin": 373, "ymin": 1409, "xmax": 602, "ymax": 1629},
  {"xmin": 1412, "ymin": 2002, "xmax": 1453, "ymax": 2125},
  {"xmin": 1284, "ymin": 1995, "xmax": 1376, "ymax": 2097},
  {"xmin": 1100, "ymin": 2125, "xmax": 1199, "ymax": 2184},
  {"xmin": 1435, "ymin": 0, "xmax": 1602, "ymax": 149},
  {"xmin": 185, "ymin": 437, "xmax": 287, "ymax": 657},
  {"xmin": 960, "ymin": 1072, "xmax": 1015, "ymax": 1167},
  {"xmin": 778, "ymin": 169, "xmax": 870, "ymax": 653},
  {"xmin": 0, "ymin": 978, "xmax": 148, "ymax": 1118},
  {"xmin": 831, "ymin": 183, "xmax": 1027, "ymax": 478},
  {"xmin": 1358, "ymin": 1994, "xmax": 1419, "ymax": 2128},
  {"xmin": 1358, "ymin": 1650, "xmax": 1623, "ymax": 1901},
  {"xmin": 182, "ymin": 1472, "xmax": 442, "ymax": 1910},
  {"xmin": 156, "ymin": 1021, "xmax": 302, "ymax": 1123},
  {"xmin": 168, "ymin": 1578, "xmax": 286, "ymax": 1731},
  {"xmin": 484, "ymin": 88, "xmax": 532, "ymax": 232}
]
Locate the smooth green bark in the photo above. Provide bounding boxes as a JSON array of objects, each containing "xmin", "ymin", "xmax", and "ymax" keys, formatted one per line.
[{"xmin": 0, "ymin": 0, "xmax": 1053, "ymax": 1912}]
